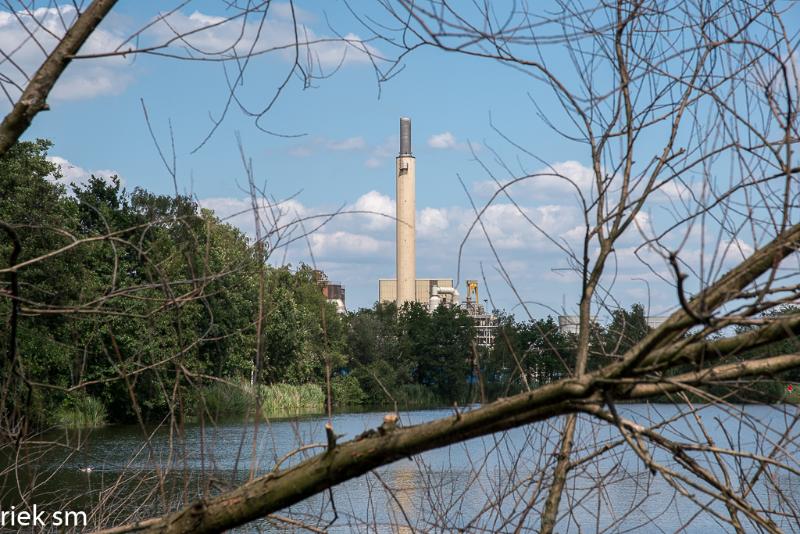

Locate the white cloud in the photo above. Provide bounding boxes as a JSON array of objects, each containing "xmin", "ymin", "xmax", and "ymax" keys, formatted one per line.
[
  {"xmin": 474, "ymin": 160, "xmax": 596, "ymax": 202},
  {"xmin": 196, "ymin": 196, "xmax": 259, "ymax": 236},
  {"xmin": 327, "ymin": 136, "xmax": 366, "ymax": 151},
  {"xmin": 266, "ymin": 3, "xmax": 316, "ymax": 23},
  {"xmin": 363, "ymin": 137, "xmax": 396, "ymax": 168},
  {"xmin": 656, "ymin": 179, "xmax": 695, "ymax": 203},
  {"xmin": 351, "ymin": 190, "xmax": 395, "ymax": 230},
  {"xmin": 199, "ymin": 196, "xmax": 309, "ymax": 240},
  {"xmin": 426, "ymin": 131, "xmax": 479, "ymax": 151},
  {"xmin": 548, "ymin": 161, "xmax": 595, "ymax": 193},
  {"xmin": 287, "ymin": 136, "xmax": 368, "ymax": 158},
  {"xmin": 148, "ymin": 7, "xmax": 378, "ymax": 71},
  {"xmin": 47, "ymin": 156, "xmax": 122, "ymax": 189},
  {"xmin": 0, "ymin": 3, "xmax": 381, "ymax": 107},
  {"xmin": 717, "ymin": 238, "xmax": 754, "ymax": 263},
  {"xmin": 406, "ymin": 202, "xmax": 582, "ymax": 259},
  {"xmin": 311, "ymin": 32, "xmax": 377, "ymax": 69},
  {"xmin": 288, "ymin": 145, "xmax": 314, "ymax": 157},
  {"xmin": 364, "ymin": 157, "xmax": 382, "ymax": 168},
  {"xmin": 52, "ymin": 64, "xmax": 133, "ymax": 100},
  {"xmin": 200, "ymin": 194, "xmax": 393, "ymax": 268},
  {"xmin": 419, "ymin": 207, "xmax": 448, "ymax": 237},
  {"xmin": 310, "ymin": 231, "xmax": 388, "ymax": 258},
  {"xmin": 0, "ymin": 6, "xmax": 132, "ymax": 102},
  {"xmin": 428, "ymin": 132, "xmax": 458, "ymax": 149},
  {"xmin": 561, "ymin": 225, "xmax": 586, "ymax": 243}
]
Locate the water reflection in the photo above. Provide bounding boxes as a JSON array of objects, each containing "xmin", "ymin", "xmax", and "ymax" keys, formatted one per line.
[
  {"xmin": 386, "ymin": 463, "xmax": 416, "ymax": 532},
  {"xmin": 0, "ymin": 404, "xmax": 798, "ymax": 533}
]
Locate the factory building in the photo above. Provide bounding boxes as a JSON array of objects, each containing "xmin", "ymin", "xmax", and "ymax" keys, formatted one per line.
[
  {"xmin": 313, "ymin": 270, "xmax": 346, "ymax": 314},
  {"xmin": 557, "ymin": 314, "xmax": 670, "ymax": 334},
  {"xmin": 380, "ymin": 278, "xmax": 496, "ymax": 348},
  {"xmin": 558, "ymin": 315, "xmax": 580, "ymax": 335},
  {"xmin": 378, "ymin": 278, "xmax": 456, "ymax": 305}
]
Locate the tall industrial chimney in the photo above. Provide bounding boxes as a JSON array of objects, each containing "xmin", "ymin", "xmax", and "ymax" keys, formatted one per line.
[{"xmin": 396, "ymin": 117, "xmax": 416, "ymax": 306}]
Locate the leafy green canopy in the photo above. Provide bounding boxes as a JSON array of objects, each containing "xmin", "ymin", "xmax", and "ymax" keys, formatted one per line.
[
  {"xmin": 0, "ymin": 141, "xmax": 342, "ymax": 423},
  {"xmin": 11, "ymin": 140, "xmax": 784, "ymax": 424}
]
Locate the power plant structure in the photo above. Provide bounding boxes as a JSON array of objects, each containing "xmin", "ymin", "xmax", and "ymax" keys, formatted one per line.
[
  {"xmin": 378, "ymin": 117, "xmax": 497, "ymax": 347},
  {"xmin": 463, "ymin": 280, "xmax": 497, "ymax": 348},
  {"xmin": 396, "ymin": 117, "xmax": 416, "ymax": 307},
  {"xmin": 378, "ymin": 278, "xmax": 458, "ymax": 305},
  {"xmin": 374, "ymin": 119, "xmax": 666, "ymax": 348}
]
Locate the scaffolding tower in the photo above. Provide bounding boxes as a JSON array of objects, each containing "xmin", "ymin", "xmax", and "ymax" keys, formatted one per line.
[{"xmin": 464, "ymin": 280, "xmax": 497, "ymax": 348}]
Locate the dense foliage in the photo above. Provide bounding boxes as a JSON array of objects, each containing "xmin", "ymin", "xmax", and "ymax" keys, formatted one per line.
[
  {"xmin": 1, "ymin": 141, "xmax": 793, "ymax": 427},
  {"xmin": 0, "ymin": 141, "xmax": 479, "ymax": 425}
]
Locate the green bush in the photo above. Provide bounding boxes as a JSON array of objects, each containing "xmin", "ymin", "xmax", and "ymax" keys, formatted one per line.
[
  {"xmin": 260, "ymin": 383, "xmax": 325, "ymax": 417},
  {"xmin": 331, "ymin": 375, "xmax": 366, "ymax": 406},
  {"xmin": 393, "ymin": 384, "xmax": 440, "ymax": 408},
  {"xmin": 54, "ymin": 394, "xmax": 107, "ymax": 428},
  {"xmin": 194, "ymin": 381, "xmax": 256, "ymax": 418}
]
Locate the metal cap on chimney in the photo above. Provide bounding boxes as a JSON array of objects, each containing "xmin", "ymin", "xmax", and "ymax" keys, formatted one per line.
[{"xmin": 400, "ymin": 117, "xmax": 412, "ymax": 155}]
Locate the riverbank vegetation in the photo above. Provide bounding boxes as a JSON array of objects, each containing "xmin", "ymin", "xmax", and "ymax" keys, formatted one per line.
[
  {"xmin": 1, "ymin": 141, "xmax": 797, "ymax": 429},
  {"xmin": 53, "ymin": 394, "xmax": 107, "ymax": 429}
]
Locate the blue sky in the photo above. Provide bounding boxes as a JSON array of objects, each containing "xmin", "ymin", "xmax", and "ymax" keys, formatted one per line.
[{"xmin": 4, "ymin": 1, "xmax": 794, "ymax": 317}]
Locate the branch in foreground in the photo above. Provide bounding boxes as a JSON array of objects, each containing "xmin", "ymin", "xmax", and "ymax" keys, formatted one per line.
[
  {"xmin": 0, "ymin": 0, "xmax": 118, "ymax": 156},
  {"xmin": 94, "ymin": 219, "xmax": 800, "ymax": 533},
  {"xmin": 95, "ymin": 347, "xmax": 800, "ymax": 534}
]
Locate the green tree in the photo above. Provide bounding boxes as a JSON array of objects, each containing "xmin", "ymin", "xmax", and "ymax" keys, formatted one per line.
[
  {"xmin": 344, "ymin": 302, "xmax": 409, "ymax": 402},
  {"xmin": 483, "ymin": 315, "xmax": 576, "ymax": 399},
  {"xmin": 0, "ymin": 140, "xmax": 83, "ymax": 424},
  {"xmin": 399, "ymin": 302, "xmax": 475, "ymax": 403},
  {"xmin": 593, "ymin": 303, "xmax": 651, "ymax": 371},
  {"xmin": 1, "ymin": 145, "xmax": 270, "ymax": 423}
]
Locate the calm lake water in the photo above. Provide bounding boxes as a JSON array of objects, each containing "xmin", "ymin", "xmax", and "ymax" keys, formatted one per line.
[{"xmin": 3, "ymin": 403, "xmax": 800, "ymax": 532}]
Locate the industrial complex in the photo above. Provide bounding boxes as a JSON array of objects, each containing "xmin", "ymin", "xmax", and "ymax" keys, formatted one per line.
[
  {"xmin": 376, "ymin": 117, "xmax": 498, "ymax": 348},
  {"xmin": 316, "ymin": 117, "xmax": 666, "ymax": 347}
]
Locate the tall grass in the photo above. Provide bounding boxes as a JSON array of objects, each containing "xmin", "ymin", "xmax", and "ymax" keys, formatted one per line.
[
  {"xmin": 196, "ymin": 380, "xmax": 447, "ymax": 418},
  {"xmin": 393, "ymin": 384, "xmax": 441, "ymax": 408},
  {"xmin": 195, "ymin": 381, "xmax": 255, "ymax": 418},
  {"xmin": 193, "ymin": 382, "xmax": 326, "ymax": 419},
  {"xmin": 54, "ymin": 395, "xmax": 107, "ymax": 428},
  {"xmin": 260, "ymin": 383, "xmax": 325, "ymax": 417}
]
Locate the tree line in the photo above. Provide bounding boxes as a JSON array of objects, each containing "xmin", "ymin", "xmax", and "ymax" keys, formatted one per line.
[
  {"xmin": 1, "ymin": 140, "xmax": 478, "ymax": 424},
  {"xmin": 2, "ymin": 140, "xmax": 796, "ymax": 428}
]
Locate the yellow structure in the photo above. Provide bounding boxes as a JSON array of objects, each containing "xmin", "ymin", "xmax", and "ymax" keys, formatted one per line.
[{"xmin": 466, "ymin": 279, "xmax": 479, "ymax": 303}]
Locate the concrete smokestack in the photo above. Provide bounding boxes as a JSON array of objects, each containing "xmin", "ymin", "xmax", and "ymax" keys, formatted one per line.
[{"xmin": 396, "ymin": 117, "xmax": 416, "ymax": 306}]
